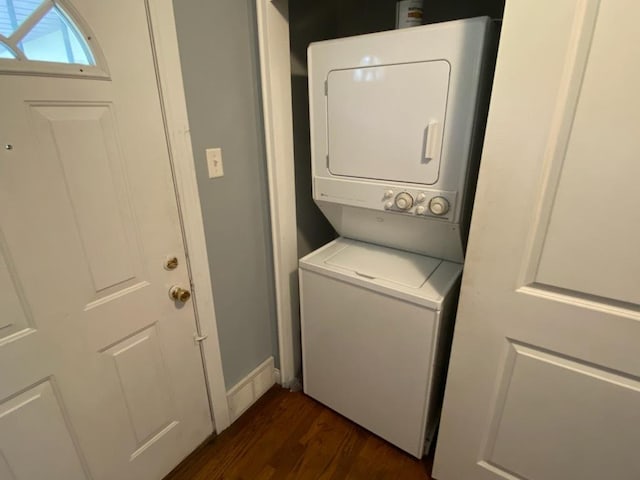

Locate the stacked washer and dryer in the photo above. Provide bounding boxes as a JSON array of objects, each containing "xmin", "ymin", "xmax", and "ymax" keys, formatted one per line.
[{"xmin": 299, "ymin": 17, "xmax": 495, "ymax": 457}]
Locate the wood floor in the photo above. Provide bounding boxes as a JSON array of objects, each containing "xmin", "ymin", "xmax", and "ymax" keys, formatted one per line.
[{"xmin": 165, "ymin": 386, "xmax": 434, "ymax": 480}]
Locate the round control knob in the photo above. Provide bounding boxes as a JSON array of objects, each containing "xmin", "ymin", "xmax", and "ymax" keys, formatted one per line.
[
  {"xmin": 394, "ymin": 192, "xmax": 414, "ymax": 211},
  {"xmin": 429, "ymin": 196, "xmax": 450, "ymax": 216},
  {"xmin": 383, "ymin": 189, "xmax": 394, "ymax": 199},
  {"xmin": 384, "ymin": 201, "xmax": 393, "ymax": 210},
  {"xmin": 415, "ymin": 206, "xmax": 426, "ymax": 215},
  {"xmin": 416, "ymin": 193, "xmax": 427, "ymax": 203}
]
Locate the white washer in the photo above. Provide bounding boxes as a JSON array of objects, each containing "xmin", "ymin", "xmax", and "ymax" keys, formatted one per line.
[
  {"xmin": 300, "ymin": 238, "xmax": 461, "ymax": 457},
  {"xmin": 309, "ymin": 17, "xmax": 494, "ymax": 261}
]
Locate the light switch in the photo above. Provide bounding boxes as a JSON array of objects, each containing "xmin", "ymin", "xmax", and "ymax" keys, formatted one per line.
[{"xmin": 206, "ymin": 148, "xmax": 224, "ymax": 178}]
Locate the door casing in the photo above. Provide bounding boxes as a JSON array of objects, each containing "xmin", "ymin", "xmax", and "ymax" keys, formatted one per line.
[
  {"xmin": 142, "ymin": 0, "xmax": 230, "ymax": 432},
  {"xmin": 255, "ymin": 0, "xmax": 300, "ymax": 387}
]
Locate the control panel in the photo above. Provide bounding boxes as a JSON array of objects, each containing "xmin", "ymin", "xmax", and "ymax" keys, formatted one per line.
[
  {"xmin": 382, "ymin": 190, "xmax": 452, "ymax": 218},
  {"xmin": 314, "ymin": 177, "xmax": 457, "ymax": 222}
]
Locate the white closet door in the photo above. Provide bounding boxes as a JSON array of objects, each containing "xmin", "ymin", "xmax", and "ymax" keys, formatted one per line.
[{"xmin": 434, "ymin": 1, "xmax": 640, "ymax": 479}]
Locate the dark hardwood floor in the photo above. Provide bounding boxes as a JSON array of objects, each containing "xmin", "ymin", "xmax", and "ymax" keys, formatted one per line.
[{"xmin": 165, "ymin": 386, "xmax": 434, "ymax": 480}]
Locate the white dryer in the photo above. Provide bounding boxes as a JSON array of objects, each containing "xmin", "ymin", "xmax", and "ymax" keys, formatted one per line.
[{"xmin": 308, "ymin": 17, "xmax": 494, "ymax": 262}]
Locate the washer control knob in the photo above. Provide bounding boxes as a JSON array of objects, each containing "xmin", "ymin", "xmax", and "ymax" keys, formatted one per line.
[
  {"xmin": 394, "ymin": 192, "xmax": 414, "ymax": 211},
  {"xmin": 384, "ymin": 201, "xmax": 393, "ymax": 210},
  {"xmin": 429, "ymin": 196, "xmax": 450, "ymax": 216},
  {"xmin": 416, "ymin": 193, "xmax": 426, "ymax": 203},
  {"xmin": 415, "ymin": 206, "xmax": 426, "ymax": 215},
  {"xmin": 383, "ymin": 189, "xmax": 394, "ymax": 199}
]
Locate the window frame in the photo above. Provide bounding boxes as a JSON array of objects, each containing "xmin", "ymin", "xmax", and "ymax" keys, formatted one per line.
[{"xmin": 0, "ymin": 0, "xmax": 108, "ymax": 78}]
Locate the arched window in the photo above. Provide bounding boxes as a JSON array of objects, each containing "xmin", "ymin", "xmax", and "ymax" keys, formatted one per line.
[{"xmin": 0, "ymin": 0, "xmax": 105, "ymax": 75}]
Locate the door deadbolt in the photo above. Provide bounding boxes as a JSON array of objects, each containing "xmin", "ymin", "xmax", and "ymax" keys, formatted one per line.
[
  {"xmin": 169, "ymin": 285, "xmax": 191, "ymax": 303},
  {"xmin": 165, "ymin": 256, "xmax": 179, "ymax": 270}
]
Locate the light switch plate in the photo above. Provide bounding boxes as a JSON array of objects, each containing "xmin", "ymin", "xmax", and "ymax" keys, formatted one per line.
[{"xmin": 206, "ymin": 147, "xmax": 224, "ymax": 178}]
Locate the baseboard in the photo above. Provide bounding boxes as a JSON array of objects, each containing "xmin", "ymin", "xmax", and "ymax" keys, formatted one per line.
[
  {"xmin": 273, "ymin": 368, "xmax": 281, "ymax": 385},
  {"xmin": 226, "ymin": 357, "xmax": 276, "ymax": 423}
]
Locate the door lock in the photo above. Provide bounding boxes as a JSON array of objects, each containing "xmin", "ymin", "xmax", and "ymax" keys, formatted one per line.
[{"xmin": 164, "ymin": 256, "xmax": 179, "ymax": 270}]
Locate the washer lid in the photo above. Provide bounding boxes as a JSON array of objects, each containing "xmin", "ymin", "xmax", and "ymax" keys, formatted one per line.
[
  {"xmin": 327, "ymin": 60, "xmax": 450, "ymax": 185},
  {"xmin": 300, "ymin": 238, "xmax": 463, "ymax": 308},
  {"xmin": 325, "ymin": 240, "xmax": 441, "ymax": 288}
]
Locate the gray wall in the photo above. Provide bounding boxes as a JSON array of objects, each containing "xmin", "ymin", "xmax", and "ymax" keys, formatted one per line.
[{"xmin": 172, "ymin": 0, "xmax": 278, "ymax": 389}]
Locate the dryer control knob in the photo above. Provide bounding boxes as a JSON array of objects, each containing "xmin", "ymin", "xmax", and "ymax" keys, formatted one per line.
[
  {"xmin": 416, "ymin": 206, "xmax": 426, "ymax": 215},
  {"xmin": 429, "ymin": 196, "xmax": 450, "ymax": 216},
  {"xmin": 394, "ymin": 192, "xmax": 414, "ymax": 211},
  {"xmin": 384, "ymin": 201, "xmax": 393, "ymax": 210},
  {"xmin": 416, "ymin": 193, "xmax": 427, "ymax": 203},
  {"xmin": 383, "ymin": 190, "xmax": 394, "ymax": 199}
]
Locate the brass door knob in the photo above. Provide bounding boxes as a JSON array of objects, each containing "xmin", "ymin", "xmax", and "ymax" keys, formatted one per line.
[{"xmin": 169, "ymin": 285, "xmax": 191, "ymax": 303}]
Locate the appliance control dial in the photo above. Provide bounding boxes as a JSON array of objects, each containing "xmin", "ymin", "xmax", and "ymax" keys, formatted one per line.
[
  {"xmin": 429, "ymin": 196, "xmax": 450, "ymax": 216},
  {"xmin": 383, "ymin": 190, "xmax": 394, "ymax": 199},
  {"xmin": 415, "ymin": 206, "xmax": 426, "ymax": 215},
  {"xmin": 394, "ymin": 192, "xmax": 414, "ymax": 211},
  {"xmin": 384, "ymin": 201, "xmax": 393, "ymax": 210},
  {"xmin": 416, "ymin": 193, "xmax": 426, "ymax": 203}
]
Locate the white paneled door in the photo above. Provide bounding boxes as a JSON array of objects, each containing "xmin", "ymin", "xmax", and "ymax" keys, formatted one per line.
[
  {"xmin": 434, "ymin": 1, "xmax": 640, "ymax": 479},
  {"xmin": 0, "ymin": 1, "xmax": 211, "ymax": 479}
]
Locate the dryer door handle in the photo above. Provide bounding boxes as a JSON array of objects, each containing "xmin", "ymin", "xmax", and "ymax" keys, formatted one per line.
[{"xmin": 423, "ymin": 121, "xmax": 440, "ymax": 162}]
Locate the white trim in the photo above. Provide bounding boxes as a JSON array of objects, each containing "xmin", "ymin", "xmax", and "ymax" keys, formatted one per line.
[
  {"xmin": 273, "ymin": 367, "xmax": 282, "ymax": 385},
  {"xmin": 146, "ymin": 0, "xmax": 231, "ymax": 432},
  {"xmin": 256, "ymin": 0, "xmax": 300, "ymax": 387},
  {"xmin": 227, "ymin": 357, "xmax": 276, "ymax": 422}
]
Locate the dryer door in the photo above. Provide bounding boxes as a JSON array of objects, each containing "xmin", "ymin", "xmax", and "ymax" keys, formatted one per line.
[{"xmin": 327, "ymin": 60, "xmax": 450, "ymax": 185}]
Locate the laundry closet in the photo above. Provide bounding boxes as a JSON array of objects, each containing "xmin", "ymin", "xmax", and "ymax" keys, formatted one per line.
[{"xmin": 284, "ymin": 0, "xmax": 505, "ymax": 458}]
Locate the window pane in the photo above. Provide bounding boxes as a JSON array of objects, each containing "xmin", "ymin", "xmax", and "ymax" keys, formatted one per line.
[
  {"xmin": 0, "ymin": 0, "xmax": 43, "ymax": 37},
  {"xmin": 0, "ymin": 41, "xmax": 16, "ymax": 58},
  {"xmin": 21, "ymin": 5, "xmax": 94, "ymax": 65}
]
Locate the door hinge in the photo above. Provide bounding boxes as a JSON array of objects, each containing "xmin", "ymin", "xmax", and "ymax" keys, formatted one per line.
[{"xmin": 194, "ymin": 333, "xmax": 208, "ymax": 344}]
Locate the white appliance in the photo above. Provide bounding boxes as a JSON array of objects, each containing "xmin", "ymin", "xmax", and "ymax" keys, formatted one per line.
[
  {"xmin": 300, "ymin": 238, "xmax": 461, "ymax": 456},
  {"xmin": 308, "ymin": 17, "xmax": 493, "ymax": 262},
  {"xmin": 300, "ymin": 17, "xmax": 494, "ymax": 458}
]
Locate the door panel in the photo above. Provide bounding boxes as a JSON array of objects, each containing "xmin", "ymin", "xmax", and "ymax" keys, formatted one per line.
[
  {"xmin": 0, "ymin": 1, "xmax": 211, "ymax": 478},
  {"xmin": 481, "ymin": 342, "xmax": 640, "ymax": 480},
  {"xmin": 30, "ymin": 103, "xmax": 140, "ymax": 293},
  {"xmin": 0, "ymin": 243, "xmax": 32, "ymax": 340},
  {"xmin": 103, "ymin": 325, "xmax": 177, "ymax": 448},
  {"xmin": 434, "ymin": 1, "xmax": 640, "ymax": 479},
  {"xmin": 533, "ymin": 0, "xmax": 640, "ymax": 305},
  {"xmin": 0, "ymin": 381, "xmax": 89, "ymax": 480}
]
